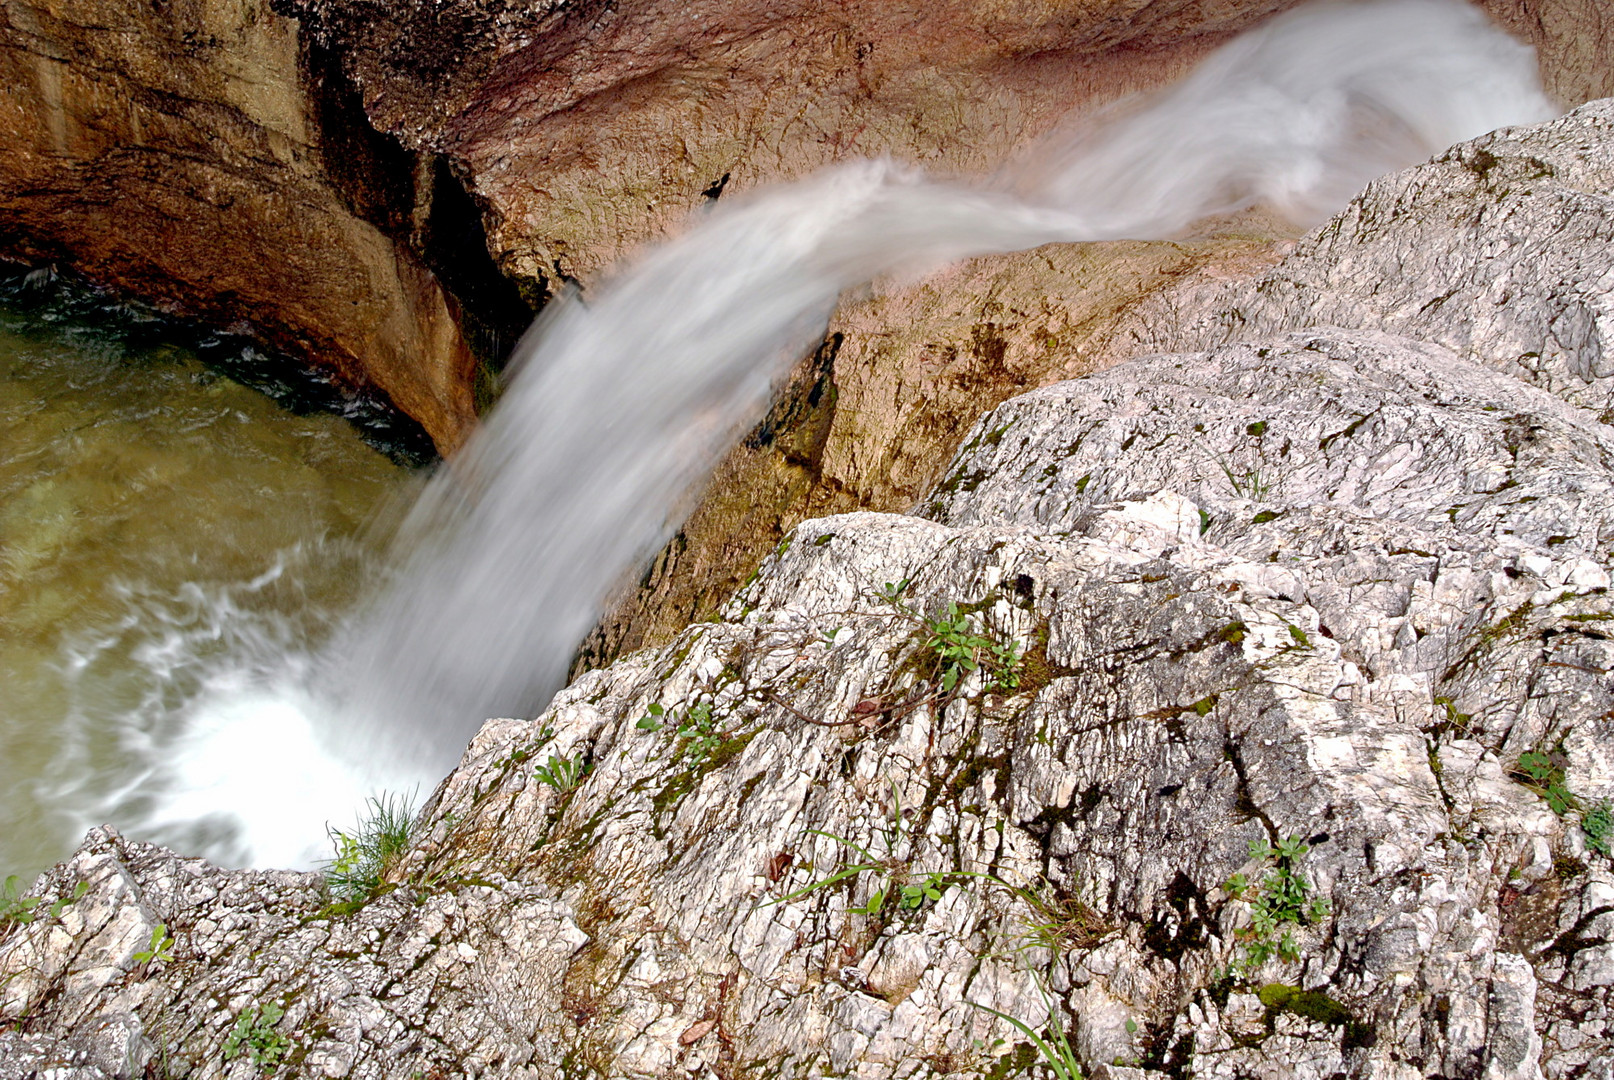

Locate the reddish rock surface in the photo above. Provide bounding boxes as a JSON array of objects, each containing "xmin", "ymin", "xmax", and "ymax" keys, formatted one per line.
[
  {"xmin": 0, "ymin": 0, "xmax": 482, "ymax": 453},
  {"xmin": 291, "ymin": 0, "xmax": 1309, "ymax": 287}
]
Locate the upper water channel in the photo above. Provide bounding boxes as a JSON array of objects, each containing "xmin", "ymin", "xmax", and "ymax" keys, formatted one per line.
[{"xmin": 0, "ymin": 270, "xmax": 414, "ymax": 878}]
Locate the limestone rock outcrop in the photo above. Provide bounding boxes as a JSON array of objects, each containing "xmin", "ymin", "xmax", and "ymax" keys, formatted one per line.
[
  {"xmin": 1121, "ymin": 97, "xmax": 1614, "ymax": 417},
  {"xmin": 6, "ymin": 102, "xmax": 1614, "ymax": 1080}
]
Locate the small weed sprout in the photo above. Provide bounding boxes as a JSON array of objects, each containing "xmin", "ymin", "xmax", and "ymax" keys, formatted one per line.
[
  {"xmin": 132, "ymin": 922, "xmax": 176, "ymax": 967},
  {"xmin": 222, "ymin": 1001, "xmax": 291, "ymax": 1071},
  {"xmin": 533, "ymin": 754, "xmax": 589, "ymax": 793},
  {"xmin": 1, "ymin": 877, "xmax": 88, "ymax": 932},
  {"xmin": 1226, "ymin": 836, "xmax": 1330, "ymax": 972},
  {"xmin": 1513, "ymin": 750, "xmax": 1577, "ymax": 815},
  {"xmin": 1583, "ymin": 799, "xmax": 1613, "ymax": 857},
  {"xmin": 324, "ymin": 792, "xmax": 416, "ymax": 907}
]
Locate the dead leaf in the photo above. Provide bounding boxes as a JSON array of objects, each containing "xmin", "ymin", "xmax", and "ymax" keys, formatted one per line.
[{"xmin": 679, "ymin": 1019, "xmax": 717, "ymax": 1046}]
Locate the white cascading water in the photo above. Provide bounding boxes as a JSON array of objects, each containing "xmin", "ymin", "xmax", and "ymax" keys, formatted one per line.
[{"xmin": 131, "ymin": 0, "xmax": 1553, "ymax": 868}]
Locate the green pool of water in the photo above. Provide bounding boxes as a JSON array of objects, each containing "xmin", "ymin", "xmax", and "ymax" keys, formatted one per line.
[{"xmin": 0, "ymin": 272, "xmax": 411, "ymax": 878}]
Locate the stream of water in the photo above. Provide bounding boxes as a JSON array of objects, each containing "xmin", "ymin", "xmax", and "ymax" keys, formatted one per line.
[{"xmin": 4, "ymin": 0, "xmax": 1557, "ymax": 873}]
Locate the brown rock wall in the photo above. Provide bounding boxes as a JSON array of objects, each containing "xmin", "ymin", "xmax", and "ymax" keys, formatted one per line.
[
  {"xmin": 292, "ymin": 0, "xmax": 1308, "ymax": 284},
  {"xmin": 1479, "ymin": 0, "xmax": 1614, "ymax": 107},
  {"xmin": 0, "ymin": 0, "xmax": 481, "ymax": 452}
]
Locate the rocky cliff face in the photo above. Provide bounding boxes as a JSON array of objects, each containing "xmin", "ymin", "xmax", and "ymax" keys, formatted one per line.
[
  {"xmin": 0, "ymin": 0, "xmax": 496, "ymax": 452},
  {"xmin": 6, "ymin": 101, "xmax": 1614, "ymax": 1080},
  {"xmin": 2, "ymin": 0, "xmax": 1606, "ymax": 461}
]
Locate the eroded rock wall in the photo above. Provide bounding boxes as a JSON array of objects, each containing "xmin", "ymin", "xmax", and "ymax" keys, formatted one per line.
[
  {"xmin": 0, "ymin": 0, "xmax": 483, "ymax": 452},
  {"xmin": 285, "ymin": 0, "xmax": 1308, "ymax": 286},
  {"xmin": 5, "ymin": 102, "xmax": 1614, "ymax": 1080}
]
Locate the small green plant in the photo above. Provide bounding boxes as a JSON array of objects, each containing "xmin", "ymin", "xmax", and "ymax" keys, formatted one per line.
[
  {"xmin": 1, "ymin": 877, "xmax": 87, "ymax": 930},
  {"xmin": 324, "ymin": 792, "xmax": 416, "ymax": 907},
  {"xmin": 1583, "ymin": 799, "xmax": 1613, "ymax": 857},
  {"xmin": 132, "ymin": 922, "xmax": 176, "ymax": 967},
  {"xmin": 1226, "ymin": 835, "xmax": 1330, "ymax": 972},
  {"xmin": 1513, "ymin": 750, "xmax": 1576, "ymax": 815},
  {"xmin": 970, "ymin": 979, "xmax": 1083, "ymax": 1080},
  {"xmin": 222, "ymin": 1001, "xmax": 291, "ymax": 1071},
  {"xmin": 533, "ymin": 753, "xmax": 589, "ymax": 793},
  {"xmin": 636, "ymin": 701, "xmax": 741, "ymax": 771},
  {"xmin": 923, "ymin": 602, "xmax": 1023, "ymax": 693},
  {"xmin": 767, "ymin": 789, "xmax": 955, "ymax": 916}
]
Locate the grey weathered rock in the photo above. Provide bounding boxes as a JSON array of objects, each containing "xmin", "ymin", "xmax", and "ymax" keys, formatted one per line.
[
  {"xmin": 4, "ymin": 332, "xmax": 1612, "ymax": 1077},
  {"xmin": 1122, "ymin": 98, "xmax": 1614, "ymax": 418},
  {"xmin": 6, "ymin": 104, "xmax": 1614, "ymax": 1080}
]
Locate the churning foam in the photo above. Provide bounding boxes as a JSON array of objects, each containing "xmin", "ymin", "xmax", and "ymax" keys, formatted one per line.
[{"xmin": 141, "ymin": 0, "xmax": 1552, "ymax": 868}]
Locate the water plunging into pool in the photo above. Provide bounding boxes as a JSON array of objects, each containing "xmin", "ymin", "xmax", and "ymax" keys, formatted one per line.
[{"xmin": 5, "ymin": 0, "xmax": 1558, "ymax": 871}]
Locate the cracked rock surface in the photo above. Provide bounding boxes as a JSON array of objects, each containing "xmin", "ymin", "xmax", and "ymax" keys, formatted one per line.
[{"xmin": 6, "ymin": 101, "xmax": 1614, "ymax": 1080}]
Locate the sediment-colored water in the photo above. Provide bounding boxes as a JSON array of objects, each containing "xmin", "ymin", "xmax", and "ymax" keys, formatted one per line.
[{"xmin": 0, "ymin": 273, "xmax": 410, "ymax": 877}]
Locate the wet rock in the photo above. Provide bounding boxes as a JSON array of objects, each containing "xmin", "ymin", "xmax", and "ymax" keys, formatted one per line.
[{"xmin": 578, "ymin": 225, "xmax": 1291, "ymax": 668}]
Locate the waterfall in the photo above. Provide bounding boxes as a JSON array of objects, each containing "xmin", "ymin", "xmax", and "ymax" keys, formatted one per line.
[{"xmin": 148, "ymin": 0, "xmax": 1553, "ymax": 867}]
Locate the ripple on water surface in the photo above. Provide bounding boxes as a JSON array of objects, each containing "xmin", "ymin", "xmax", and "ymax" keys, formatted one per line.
[{"xmin": 0, "ymin": 274, "xmax": 414, "ymax": 877}]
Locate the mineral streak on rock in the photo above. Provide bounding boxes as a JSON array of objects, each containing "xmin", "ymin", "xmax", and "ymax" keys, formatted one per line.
[{"xmin": 5, "ymin": 102, "xmax": 1614, "ymax": 1080}]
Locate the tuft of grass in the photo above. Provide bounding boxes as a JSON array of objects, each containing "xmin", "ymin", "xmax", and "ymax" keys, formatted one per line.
[{"xmin": 324, "ymin": 793, "xmax": 416, "ymax": 908}]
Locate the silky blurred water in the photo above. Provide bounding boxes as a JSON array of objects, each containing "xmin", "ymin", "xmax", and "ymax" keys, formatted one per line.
[{"xmin": 0, "ymin": 274, "xmax": 410, "ymax": 877}]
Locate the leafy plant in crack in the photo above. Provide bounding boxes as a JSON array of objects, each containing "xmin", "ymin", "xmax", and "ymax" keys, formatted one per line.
[
  {"xmin": 533, "ymin": 753, "xmax": 589, "ymax": 793},
  {"xmin": 1509, "ymin": 748, "xmax": 1612, "ymax": 858},
  {"xmin": 1583, "ymin": 799, "xmax": 1613, "ymax": 858},
  {"xmin": 636, "ymin": 700, "xmax": 748, "ymax": 773},
  {"xmin": 1225, "ymin": 835, "xmax": 1330, "ymax": 972},
  {"xmin": 879, "ymin": 579, "xmax": 1023, "ymax": 697},
  {"xmin": 924, "ymin": 602, "xmax": 1023, "ymax": 693},
  {"xmin": 1512, "ymin": 749, "xmax": 1576, "ymax": 815},
  {"xmin": 222, "ymin": 1001, "xmax": 291, "ymax": 1072},
  {"xmin": 1, "ymin": 877, "xmax": 88, "ymax": 933}
]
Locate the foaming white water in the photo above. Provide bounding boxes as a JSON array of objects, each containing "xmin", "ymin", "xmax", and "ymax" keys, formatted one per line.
[
  {"xmin": 147, "ymin": 683, "xmax": 434, "ymax": 869},
  {"xmin": 138, "ymin": 0, "xmax": 1553, "ymax": 865}
]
